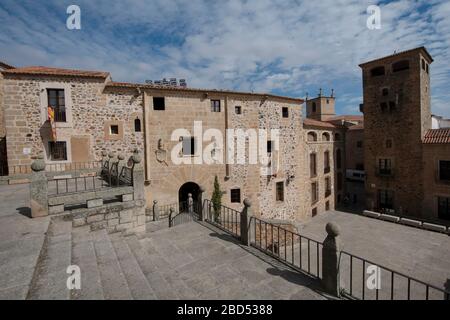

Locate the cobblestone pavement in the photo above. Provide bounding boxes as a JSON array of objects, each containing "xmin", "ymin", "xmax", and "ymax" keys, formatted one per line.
[{"xmin": 296, "ymin": 210, "xmax": 450, "ymax": 297}]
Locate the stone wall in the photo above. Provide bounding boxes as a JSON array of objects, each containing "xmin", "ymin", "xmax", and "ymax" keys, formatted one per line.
[
  {"xmin": 422, "ymin": 143, "xmax": 450, "ymax": 220},
  {"xmin": 72, "ymin": 200, "xmax": 146, "ymax": 234},
  {"xmin": 362, "ymin": 49, "xmax": 431, "ymax": 216},
  {"xmin": 1, "ymin": 75, "xmax": 143, "ymax": 168}
]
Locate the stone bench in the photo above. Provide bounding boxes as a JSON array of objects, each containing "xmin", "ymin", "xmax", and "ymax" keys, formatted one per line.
[
  {"xmin": 399, "ymin": 218, "xmax": 422, "ymax": 228},
  {"xmin": 422, "ymin": 222, "xmax": 447, "ymax": 233},
  {"xmin": 363, "ymin": 210, "xmax": 381, "ymax": 218},
  {"xmin": 379, "ymin": 214, "xmax": 400, "ymax": 223}
]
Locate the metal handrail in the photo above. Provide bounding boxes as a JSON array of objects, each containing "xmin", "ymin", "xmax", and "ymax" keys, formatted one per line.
[
  {"xmin": 204, "ymin": 199, "xmax": 241, "ymax": 238},
  {"xmin": 340, "ymin": 250, "xmax": 450, "ymax": 300}
]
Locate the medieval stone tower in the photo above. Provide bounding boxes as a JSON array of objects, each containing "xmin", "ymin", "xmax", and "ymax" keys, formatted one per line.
[
  {"xmin": 360, "ymin": 47, "xmax": 433, "ymax": 217},
  {"xmin": 305, "ymin": 89, "xmax": 336, "ymax": 121}
]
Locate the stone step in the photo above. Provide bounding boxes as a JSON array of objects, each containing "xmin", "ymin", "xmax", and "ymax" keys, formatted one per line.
[
  {"xmin": 91, "ymin": 229, "xmax": 133, "ymax": 300},
  {"xmin": 70, "ymin": 226, "xmax": 104, "ymax": 300},
  {"xmin": 110, "ymin": 234, "xmax": 156, "ymax": 300},
  {"xmin": 27, "ymin": 218, "xmax": 72, "ymax": 300},
  {"xmin": 126, "ymin": 235, "xmax": 180, "ymax": 299}
]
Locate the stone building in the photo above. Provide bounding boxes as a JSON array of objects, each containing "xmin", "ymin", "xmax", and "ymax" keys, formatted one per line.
[
  {"xmin": 0, "ymin": 61, "xmax": 14, "ymax": 175},
  {"xmin": 0, "ymin": 65, "xmax": 319, "ymax": 222},
  {"xmin": 360, "ymin": 47, "xmax": 450, "ymax": 221}
]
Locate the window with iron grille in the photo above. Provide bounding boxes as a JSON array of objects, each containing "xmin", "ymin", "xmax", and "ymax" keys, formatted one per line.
[
  {"xmin": 48, "ymin": 141, "xmax": 67, "ymax": 161},
  {"xmin": 379, "ymin": 158, "xmax": 392, "ymax": 175},
  {"xmin": 378, "ymin": 189, "xmax": 394, "ymax": 210},
  {"xmin": 276, "ymin": 181, "xmax": 284, "ymax": 202},
  {"xmin": 134, "ymin": 118, "xmax": 141, "ymax": 132},
  {"xmin": 235, "ymin": 106, "xmax": 242, "ymax": 115},
  {"xmin": 311, "ymin": 182, "xmax": 318, "ymax": 203},
  {"xmin": 211, "ymin": 100, "xmax": 221, "ymax": 112},
  {"xmin": 325, "ymin": 177, "xmax": 331, "ymax": 197},
  {"xmin": 282, "ymin": 107, "xmax": 289, "ymax": 118},
  {"xmin": 324, "ymin": 151, "xmax": 330, "ymax": 173},
  {"xmin": 182, "ymin": 137, "xmax": 196, "ymax": 156},
  {"xmin": 439, "ymin": 161, "xmax": 450, "ymax": 181},
  {"xmin": 230, "ymin": 189, "xmax": 241, "ymax": 203},
  {"xmin": 267, "ymin": 140, "xmax": 273, "ymax": 154},
  {"xmin": 47, "ymin": 89, "xmax": 66, "ymax": 122},
  {"xmin": 310, "ymin": 153, "xmax": 317, "ymax": 177},
  {"xmin": 438, "ymin": 197, "xmax": 450, "ymax": 220}
]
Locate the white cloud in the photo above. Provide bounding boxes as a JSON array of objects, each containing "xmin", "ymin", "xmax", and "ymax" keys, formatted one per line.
[{"xmin": 0, "ymin": 0, "xmax": 449, "ymax": 116}]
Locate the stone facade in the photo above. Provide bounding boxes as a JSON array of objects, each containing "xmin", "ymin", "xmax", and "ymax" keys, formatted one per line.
[{"xmin": 361, "ymin": 47, "xmax": 450, "ymax": 220}]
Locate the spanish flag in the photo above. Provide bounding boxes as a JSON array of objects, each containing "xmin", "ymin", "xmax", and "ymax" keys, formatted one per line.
[{"xmin": 47, "ymin": 106, "xmax": 57, "ymax": 141}]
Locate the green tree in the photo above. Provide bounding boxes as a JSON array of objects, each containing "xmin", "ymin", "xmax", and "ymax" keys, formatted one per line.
[{"xmin": 211, "ymin": 175, "xmax": 222, "ymax": 220}]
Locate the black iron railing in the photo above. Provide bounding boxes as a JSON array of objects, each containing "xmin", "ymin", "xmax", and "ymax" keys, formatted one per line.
[
  {"xmin": 169, "ymin": 201, "xmax": 200, "ymax": 227},
  {"xmin": 339, "ymin": 251, "xmax": 450, "ymax": 300},
  {"xmin": 48, "ymin": 167, "xmax": 132, "ymax": 196},
  {"xmin": 204, "ymin": 199, "xmax": 241, "ymax": 238},
  {"xmin": 251, "ymin": 217, "xmax": 322, "ymax": 279}
]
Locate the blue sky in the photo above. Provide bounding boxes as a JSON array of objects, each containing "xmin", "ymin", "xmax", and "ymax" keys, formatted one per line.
[{"xmin": 1, "ymin": 0, "xmax": 449, "ymax": 116}]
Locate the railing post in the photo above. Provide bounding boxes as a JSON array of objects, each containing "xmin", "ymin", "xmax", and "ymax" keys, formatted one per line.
[
  {"xmin": 153, "ymin": 200, "xmax": 160, "ymax": 221},
  {"xmin": 322, "ymin": 222, "xmax": 343, "ymax": 297},
  {"xmin": 30, "ymin": 155, "xmax": 49, "ymax": 218},
  {"xmin": 198, "ymin": 185, "xmax": 206, "ymax": 221},
  {"xmin": 131, "ymin": 149, "xmax": 145, "ymax": 202},
  {"xmin": 169, "ymin": 208, "xmax": 174, "ymax": 227},
  {"xmin": 117, "ymin": 153, "xmax": 125, "ymax": 185},
  {"xmin": 240, "ymin": 198, "xmax": 253, "ymax": 246}
]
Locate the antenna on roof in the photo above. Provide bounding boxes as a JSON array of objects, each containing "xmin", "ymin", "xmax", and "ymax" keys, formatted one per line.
[
  {"xmin": 319, "ymin": 88, "xmax": 322, "ymax": 97},
  {"xmin": 305, "ymin": 92, "xmax": 309, "ymax": 101},
  {"xmin": 331, "ymin": 89, "xmax": 334, "ymax": 97}
]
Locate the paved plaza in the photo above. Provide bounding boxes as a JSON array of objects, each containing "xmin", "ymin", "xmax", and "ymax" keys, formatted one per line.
[{"xmin": 0, "ymin": 183, "xmax": 449, "ymax": 299}]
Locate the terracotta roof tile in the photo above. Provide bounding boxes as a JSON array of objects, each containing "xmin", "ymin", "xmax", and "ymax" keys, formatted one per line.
[
  {"xmin": 0, "ymin": 61, "xmax": 14, "ymax": 70},
  {"xmin": 303, "ymin": 118, "xmax": 336, "ymax": 129},
  {"xmin": 423, "ymin": 129, "xmax": 450, "ymax": 144},
  {"xmin": 2, "ymin": 66, "xmax": 109, "ymax": 78},
  {"xmin": 106, "ymin": 81, "xmax": 304, "ymax": 103},
  {"xmin": 327, "ymin": 115, "xmax": 363, "ymax": 122}
]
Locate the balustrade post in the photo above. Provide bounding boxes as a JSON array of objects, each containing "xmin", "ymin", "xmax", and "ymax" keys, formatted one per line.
[
  {"xmin": 198, "ymin": 185, "xmax": 206, "ymax": 221},
  {"xmin": 153, "ymin": 200, "xmax": 160, "ymax": 221},
  {"xmin": 30, "ymin": 155, "xmax": 49, "ymax": 218},
  {"xmin": 240, "ymin": 198, "xmax": 253, "ymax": 246},
  {"xmin": 322, "ymin": 222, "xmax": 343, "ymax": 297},
  {"xmin": 169, "ymin": 208, "xmax": 174, "ymax": 228},
  {"xmin": 131, "ymin": 149, "xmax": 145, "ymax": 202}
]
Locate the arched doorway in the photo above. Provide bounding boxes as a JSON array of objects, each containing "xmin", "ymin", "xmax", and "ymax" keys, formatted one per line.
[{"xmin": 178, "ymin": 182, "xmax": 201, "ymax": 205}]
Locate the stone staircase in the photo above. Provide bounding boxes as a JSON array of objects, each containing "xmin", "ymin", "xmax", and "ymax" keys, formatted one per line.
[
  {"xmin": 24, "ymin": 217, "xmax": 200, "ymax": 300},
  {"xmin": 24, "ymin": 216, "xmax": 326, "ymax": 300}
]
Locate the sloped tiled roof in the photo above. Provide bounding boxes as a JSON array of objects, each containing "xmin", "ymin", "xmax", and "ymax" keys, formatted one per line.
[
  {"xmin": 359, "ymin": 46, "xmax": 433, "ymax": 67},
  {"xmin": 0, "ymin": 61, "xmax": 14, "ymax": 70},
  {"xmin": 423, "ymin": 129, "xmax": 450, "ymax": 144},
  {"xmin": 2, "ymin": 66, "xmax": 109, "ymax": 78},
  {"xmin": 348, "ymin": 123, "xmax": 364, "ymax": 131},
  {"xmin": 303, "ymin": 118, "xmax": 336, "ymax": 129},
  {"xmin": 327, "ymin": 115, "xmax": 363, "ymax": 122},
  {"xmin": 106, "ymin": 81, "xmax": 304, "ymax": 103}
]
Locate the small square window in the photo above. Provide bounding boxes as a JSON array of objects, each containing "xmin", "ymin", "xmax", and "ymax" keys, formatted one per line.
[
  {"xmin": 235, "ymin": 106, "xmax": 242, "ymax": 115},
  {"xmin": 230, "ymin": 189, "xmax": 241, "ymax": 203},
  {"xmin": 282, "ymin": 107, "xmax": 289, "ymax": 118},
  {"xmin": 153, "ymin": 97, "xmax": 165, "ymax": 110},
  {"xmin": 110, "ymin": 125, "xmax": 119, "ymax": 135},
  {"xmin": 386, "ymin": 139, "xmax": 392, "ymax": 148},
  {"xmin": 276, "ymin": 181, "xmax": 284, "ymax": 202},
  {"xmin": 211, "ymin": 100, "xmax": 221, "ymax": 112},
  {"xmin": 48, "ymin": 141, "xmax": 67, "ymax": 161}
]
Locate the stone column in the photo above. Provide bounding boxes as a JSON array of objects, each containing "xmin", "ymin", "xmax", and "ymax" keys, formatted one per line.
[
  {"xmin": 322, "ymin": 222, "xmax": 343, "ymax": 297},
  {"xmin": 198, "ymin": 185, "xmax": 206, "ymax": 221},
  {"xmin": 30, "ymin": 155, "xmax": 49, "ymax": 218},
  {"xmin": 153, "ymin": 200, "xmax": 160, "ymax": 221},
  {"xmin": 240, "ymin": 198, "xmax": 253, "ymax": 246},
  {"xmin": 169, "ymin": 208, "xmax": 174, "ymax": 228},
  {"xmin": 131, "ymin": 149, "xmax": 145, "ymax": 202}
]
